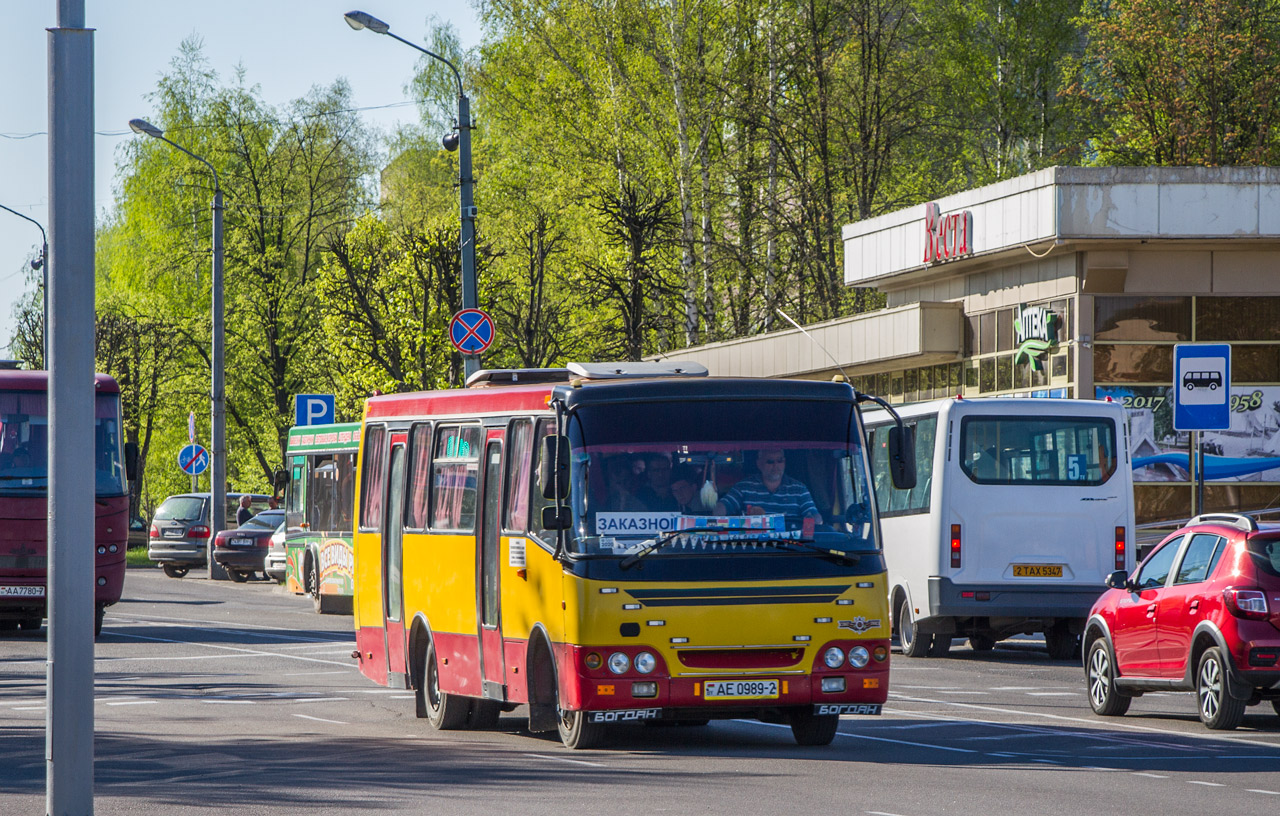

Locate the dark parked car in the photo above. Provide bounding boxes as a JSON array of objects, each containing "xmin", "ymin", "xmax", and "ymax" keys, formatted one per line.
[
  {"xmin": 148, "ymin": 492, "xmax": 270, "ymax": 577},
  {"xmin": 212, "ymin": 509, "xmax": 286, "ymax": 582},
  {"xmin": 1084, "ymin": 512, "xmax": 1280, "ymax": 730}
]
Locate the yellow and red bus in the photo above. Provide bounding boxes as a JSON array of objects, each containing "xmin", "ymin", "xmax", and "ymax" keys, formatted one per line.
[{"xmin": 352, "ymin": 362, "xmax": 912, "ymax": 748}]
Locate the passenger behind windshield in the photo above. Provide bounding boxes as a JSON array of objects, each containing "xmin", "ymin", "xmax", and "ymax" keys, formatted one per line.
[
  {"xmin": 714, "ymin": 448, "xmax": 822, "ymax": 524},
  {"xmin": 635, "ymin": 453, "xmax": 677, "ymax": 511},
  {"xmin": 669, "ymin": 463, "xmax": 712, "ymax": 514}
]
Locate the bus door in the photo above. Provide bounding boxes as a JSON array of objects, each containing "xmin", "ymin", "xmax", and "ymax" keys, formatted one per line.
[
  {"xmin": 478, "ymin": 435, "xmax": 506, "ymax": 699},
  {"xmin": 383, "ymin": 434, "xmax": 409, "ymax": 686}
]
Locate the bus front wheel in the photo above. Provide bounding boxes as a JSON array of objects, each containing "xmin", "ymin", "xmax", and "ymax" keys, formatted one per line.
[
  {"xmin": 423, "ymin": 639, "xmax": 471, "ymax": 730},
  {"xmin": 558, "ymin": 707, "xmax": 605, "ymax": 750},
  {"xmin": 789, "ymin": 709, "xmax": 839, "ymax": 746}
]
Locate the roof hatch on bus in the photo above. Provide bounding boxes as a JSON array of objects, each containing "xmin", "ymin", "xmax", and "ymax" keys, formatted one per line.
[
  {"xmin": 566, "ymin": 361, "xmax": 709, "ymax": 380},
  {"xmin": 466, "ymin": 368, "xmax": 572, "ymax": 388}
]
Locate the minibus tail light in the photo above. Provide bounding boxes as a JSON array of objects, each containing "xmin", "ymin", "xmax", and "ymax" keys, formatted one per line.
[
  {"xmin": 1115, "ymin": 527, "xmax": 1126, "ymax": 571},
  {"xmin": 950, "ymin": 524, "xmax": 961, "ymax": 569}
]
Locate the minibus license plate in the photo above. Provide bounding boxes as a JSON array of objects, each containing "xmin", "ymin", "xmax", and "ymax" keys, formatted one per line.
[
  {"xmin": 703, "ymin": 680, "xmax": 779, "ymax": 700},
  {"xmin": 1013, "ymin": 564, "xmax": 1062, "ymax": 578},
  {"xmin": 0, "ymin": 585, "xmax": 45, "ymax": 597}
]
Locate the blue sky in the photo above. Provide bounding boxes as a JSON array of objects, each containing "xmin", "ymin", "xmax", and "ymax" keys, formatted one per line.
[{"xmin": 0, "ymin": 1, "xmax": 483, "ymax": 355}]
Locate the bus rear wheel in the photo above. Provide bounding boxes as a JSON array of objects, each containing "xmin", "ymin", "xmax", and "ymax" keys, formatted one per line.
[
  {"xmin": 558, "ymin": 707, "xmax": 605, "ymax": 750},
  {"xmin": 423, "ymin": 639, "xmax": 471, "ymax": 730},
  {"xmin": 789, "ymin": 709, "xmax": 839, "ymax": 746}
]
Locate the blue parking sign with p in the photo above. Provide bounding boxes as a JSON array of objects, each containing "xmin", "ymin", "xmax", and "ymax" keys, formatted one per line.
[{"xmin": 295, "ymin": 394, "xmax": 335, "ymax": 427}]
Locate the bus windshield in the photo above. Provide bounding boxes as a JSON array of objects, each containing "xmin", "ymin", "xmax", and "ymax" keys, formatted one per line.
[
  {"xmin": 0, "ymin": 391, "xmax": 126, "ymax": 496},
  {"xmin": 564, "ymin": 399, "xmax": 876, "ymax": 557}
]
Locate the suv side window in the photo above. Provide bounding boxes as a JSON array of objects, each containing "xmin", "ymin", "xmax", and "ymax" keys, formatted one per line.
[
  {"xmin": 1134, "ymin": 535, "xmax": 1183, "ymax": 590},
  {"xmin": 1173, "ymin": 533, "xmax": 1225, "ymax": 585}
]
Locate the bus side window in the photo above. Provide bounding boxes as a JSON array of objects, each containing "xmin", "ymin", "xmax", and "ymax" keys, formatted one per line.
[
  {"xmin": 528, "ymin": 419, "xmax": 556, "ymax": 538},
  {"xmin": 359, "ymin": 425, "xmax": 387, "ymax": 530},
  {"xmin": 334, "ymin": 452, "xmax": 356, "ymax": 533},
  {"xmin": 431, "ymin": 424, "xmax": 481, "ymax": 531},
  {"xmin": 405, "ymin": 423, "xmax": 432, "ymax": 530},
  {"xmin": 504, "ymin": 419, "xmax": 533, "ymax": 532},
  {"xmin": 286, "ymin": 456, "xmax": 306, "ymax": 529}
]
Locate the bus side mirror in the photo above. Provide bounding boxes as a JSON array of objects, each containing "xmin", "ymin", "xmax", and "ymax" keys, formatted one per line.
[
  {"xmin": 273, "ymin": 469, "xmax": 289, "ymax": 491},
  {"xmin": 124, "ymin": 442, "xmax": 139, "ymax": 482},
  {"xmin": 541, "ymin": 505, "xmax": 571, "ymax": 530},
  {"xmin": 888, "ymin": 425, "xmax": 917, "ymax": 490},
  {"xmin": 539, "ymin": 435, "xmax": 570, "ymax": 500}
]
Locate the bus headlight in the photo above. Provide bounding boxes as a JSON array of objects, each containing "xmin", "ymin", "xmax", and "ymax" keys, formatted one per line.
[
  {"xmin": 608, "ymin": 652, "xmax": 631, "ymax": 674},
  {"xmin": 848, "ymin": 646, "xmax": 870, "ymax": 668},
  {"xmin": 634, "ymin": 651, "xmax": 656, "ymax": 674},
  {"xmin": 585, "ymin": 652, "xmax": 603, "ymax": 670},
  {"xmin": 823, "ymin": 647, "xmax": 845, "ymax": 669}
]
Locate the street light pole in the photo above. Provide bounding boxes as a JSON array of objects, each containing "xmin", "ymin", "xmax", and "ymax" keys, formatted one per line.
[
  {"xmin": 343, "ymin": 10, "xmax": 480, "ymax": 379},
  {"xmin": 0, "ymin": 203, "xmax": 48, "ymax": 368},
  {"xmin": 128, "ymin": 118, "xmax": 228, "ymax": 579}
]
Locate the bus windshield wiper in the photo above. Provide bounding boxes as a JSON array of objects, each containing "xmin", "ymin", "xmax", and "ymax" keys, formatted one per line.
[
  {"xmin": 618, "ymin": 527, "xmax": 727, "ymax": 569},
  {"xmin": 770, "ymin": 539, "xmax": 860, "ymax": 565}
]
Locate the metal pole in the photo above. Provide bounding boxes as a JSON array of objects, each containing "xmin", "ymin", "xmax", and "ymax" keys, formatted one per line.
[
  {"xmin": 47, "ymin": 0, "xmax": 96, "ymax": 812},
  {"xmin": 458, "ymin": 92, "xmax": 478, "ymax": 379},
  {"xmin": 1197, "ymin": 432, "xmax": 1206, "ymax": 517},
  {"xmin": 209, "ymin": 187, "xmax": 227, "ymax": 579}
]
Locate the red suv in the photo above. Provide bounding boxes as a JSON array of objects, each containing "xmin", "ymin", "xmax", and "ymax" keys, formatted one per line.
[{"xmin": 1083, "ymin": 513, "xmax": 1280, "ymax": 730}]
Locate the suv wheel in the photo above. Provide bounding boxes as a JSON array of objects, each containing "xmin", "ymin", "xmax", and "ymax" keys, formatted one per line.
[
  {"xmin": 1086, "ymin": 639, "xmax": 1130, "ymax": 716},
  {"xmin": 1197, "ymin": 647, "xmax": 1245, "ymax": 730}
]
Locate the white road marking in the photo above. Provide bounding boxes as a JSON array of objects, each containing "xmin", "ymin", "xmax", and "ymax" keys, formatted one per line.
[
  {"xmin": 281, "ymin": 670, "xmax": 350, "ymax": 677},
  {"xmin": 289, "ymin": 697, "xmax": 348, "ymax": 703},
  {"xmin": 105, "ymin": 700, "xmax": 157, "ymax": 706},
  {"xmin": 735, "ymin": 719, "xmax": 979, "ymax": 753},
  {"xmin": 524, "ymin": 753, "xmax": 606, "ymax": 767},
  {"xmin": 12, "ymin": 706, "xmax": 45, "ymax": 711},
  {"xmin": 1247, "ymin": 789, "xmax": 1280, "ymax": 795},
  {"xmin": 106, "ymin": 631, "xmax": 353, "ymax": 668},
  {"xmin": 389, "ymin": 695, "xmax": 415, "ymax": 699},
  {"xmin": 202, "ymin": 699, "xmax": 256, "ymax": 704},
  {"xmin": 988, "ymin": 686, "xmax": 1040, "ymax": 691},
  {"xmin": 937, "ymin": 691, "xmax": 989, "ymax": 695},
  {"xmin": 867, "ymin": 812, "xmax": 909, "ymax": 816},
  {"xmin": 1188, "ymin": 781, "xmax": 1224, "ymax": 787},
  {"xmin": 1025, "ymin": 692, "xmax": 1078, "ymax": 696},
  {"xmin": 888, "ymin": 693, "xmax": 1280, "ymax": 752},
  {"xmin": 294, "ymin": 713, "xmax": 348, "ymax": 725},
  {"xmin": 1133, "ymin": 774, "xmax": 1168, "ymax": 779}
]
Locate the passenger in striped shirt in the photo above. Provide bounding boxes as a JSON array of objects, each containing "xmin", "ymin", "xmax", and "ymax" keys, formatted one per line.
[{"xmin": 713, "ymin": 449, "xmax": 822, "ymax": 523}]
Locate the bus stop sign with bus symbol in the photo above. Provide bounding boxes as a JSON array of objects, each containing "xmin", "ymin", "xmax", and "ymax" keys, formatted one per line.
[
  {"xmin": 449, "ymin": 309, "xmax": 495, "ymax": 355},
  {"xmin": 1174, "ymin": 343, "xmax": 1231, "ymax": 431},
  {"xmin": 178, "ymin": 444, "xmax": 209, "ymax": 476}
]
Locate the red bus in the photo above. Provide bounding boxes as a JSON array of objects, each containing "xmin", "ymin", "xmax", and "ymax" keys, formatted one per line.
[{"xmin": 0, "ymin": 370, "xmax": 134, "ymax": 637}]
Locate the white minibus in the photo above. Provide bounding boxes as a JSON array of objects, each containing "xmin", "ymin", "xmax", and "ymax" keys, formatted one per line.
[{"xmin": 864, "ymin": 397, "xmax": 1135, "ymax": 659}]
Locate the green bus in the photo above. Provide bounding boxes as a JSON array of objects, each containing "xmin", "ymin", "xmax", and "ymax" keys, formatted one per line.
[{"xmin": 282, "ymin": 422, "xmax": 359, "ymax": 613}]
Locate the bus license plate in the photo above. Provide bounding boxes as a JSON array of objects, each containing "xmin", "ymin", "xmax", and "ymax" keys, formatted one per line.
[
  {"xmin": 703, "ymin": 680, "xmax": 779, "ymax": 700},
  {"xmin": 1013, "ymin": 564, "xmax": 1062, "ymax": 578},
  {"xmin": 0, "ymin": 585, "xmax": 45, "ymax": 597}
]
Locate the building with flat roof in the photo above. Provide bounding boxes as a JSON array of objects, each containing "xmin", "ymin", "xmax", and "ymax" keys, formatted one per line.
[{"xmin": 658, "ymin": 166, "xmax": 1280, "ymax": 524}]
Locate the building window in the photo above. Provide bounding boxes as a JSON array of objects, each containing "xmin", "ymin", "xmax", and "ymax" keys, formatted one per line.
[
  {"xmin": 1197, "ymin": 297, "xmax": 1280, "ymax": 341},
  {"xmin": 997, "ymin": 309, "xmax": 1013, "ymax": 352},
  {"xmin": 1233, "ymin": 345, "xmax": 1280, "ymax": 382},
  {"xmin": 1093, "ymin": 344, "xmax": 1174, "ymax": 383},
  {"xmin": 1095, "ymin": 296, "xmax": 1191, "ymax": 341}
]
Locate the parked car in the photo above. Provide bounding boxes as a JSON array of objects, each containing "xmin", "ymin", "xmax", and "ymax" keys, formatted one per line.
[
  {"xmin": 264, "ymin": 519, "xmax": 287, "ymax": 583},
  {"xmin": 127, "ymin": 515, "xmax": 148, "ymax": 548},
  {"xmin": 212, "ymin": 509, "xmax": 286, "ymax": 582},
  {"xmin": 148, "ymin": 492, "xmax": 270, "ymax": 578},
  {"xmin": 1083, "ymin": 512, "xmax": 1280, "ymax": 730}
]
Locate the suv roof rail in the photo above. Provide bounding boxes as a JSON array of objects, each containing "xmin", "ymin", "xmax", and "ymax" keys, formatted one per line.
[{"xmin": 1187, "ymin": 512, "xmax": 1258, "ymax": 532}]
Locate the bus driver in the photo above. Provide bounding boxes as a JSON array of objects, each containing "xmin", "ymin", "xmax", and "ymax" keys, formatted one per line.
[{"xmin": 714, "ymin": 448, "xmax": 822, "ymax": 524}]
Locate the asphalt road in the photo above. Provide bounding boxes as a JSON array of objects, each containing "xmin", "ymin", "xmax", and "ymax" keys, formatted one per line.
[{"xmin": 3, "ymin": 568, "xmax": 1280, "ymax": 815}]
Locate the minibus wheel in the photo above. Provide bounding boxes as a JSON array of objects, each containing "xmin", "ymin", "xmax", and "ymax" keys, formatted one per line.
[{"xmin": 897, "ymin": 596, "xmax": 931, "ymax": 658}]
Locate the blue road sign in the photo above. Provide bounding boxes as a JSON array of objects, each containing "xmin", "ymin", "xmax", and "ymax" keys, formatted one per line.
[
  {"xmin": 1174, "ymin": 343, "xmax": 1231, "ymax": 431},
  {"xmin": 449, "ymin": 308, "xmax": 495, "ymax": 355},
  {"xmin": 178, "ymin": 444, "xmax": 210, "ymax": 476},
  {"xmin": 295, "ymin": 394, "xmax": 336, "ymax": 426}
]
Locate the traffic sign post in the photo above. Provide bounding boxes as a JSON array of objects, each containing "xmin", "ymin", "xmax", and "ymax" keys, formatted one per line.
[
  {"xmin": 449, "ymin": 308, "xmax": 495, "ymax": 357},
  {"xmin": 1173, "ymin": 343, "xmax": 1231, "ymax": 515}
]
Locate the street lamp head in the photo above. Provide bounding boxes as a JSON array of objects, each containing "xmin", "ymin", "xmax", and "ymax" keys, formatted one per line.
[
  {"xmin": 128, "ymin": 118, "xmax": 163, "ymax": 138},
  {"xmin": 442, "ymin": 131, "xmax": 459, "ymax": 152},
  {"xmin": 344, "ymin": 10, "xmax": 390, "ymax": 34}
]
